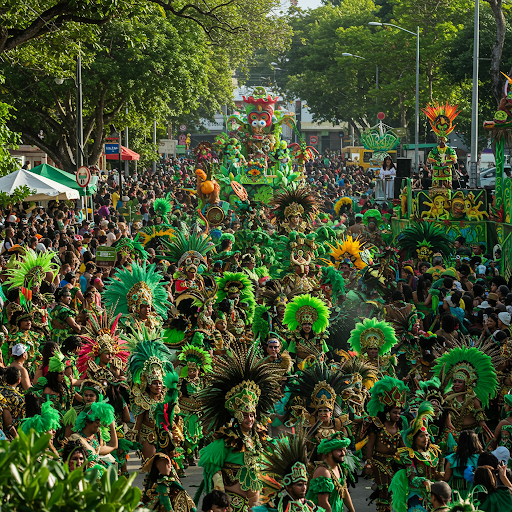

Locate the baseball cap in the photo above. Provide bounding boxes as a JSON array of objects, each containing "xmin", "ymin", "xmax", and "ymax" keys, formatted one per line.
[
  {"xmin": 430, "ymin": 481, "xmax": 451, "ymax": 501},
  {"xmin": 477, "ymin": 264, "xmax": 487, "ymax": 275},
  {"xmin": 499, "ymin": 312, "xmax": 511, "ymax": 326},
  {"xmin": 12, "ymin": 343, "xmax": 28, "ymax": 357},
  {"xmin": 492, "ymin": 446, "xmax": 511, "ymax": 466},
  {"xmin": 7, "ymin": 215, "xmax": 16, "ymax": 223}
]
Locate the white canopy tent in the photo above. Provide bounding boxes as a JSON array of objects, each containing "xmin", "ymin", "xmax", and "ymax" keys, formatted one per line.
[{"xmin": 0, "ymin": 169, "xmax": 79, "ymax": 201}]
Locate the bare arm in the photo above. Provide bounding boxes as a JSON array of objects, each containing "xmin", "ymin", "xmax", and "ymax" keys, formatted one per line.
[
  {"xmin": 65, "ymin": 316, "xmax": 82, "ymax": 334},
  {"xmin": 98, "ymin": 422, "xmax": 118, "ymax": 454},
  {"xmin": 443, "ymin": 461, "xmax": 452, "ymax": 482},
  {"xmin": 20, "ymin": 367, "xmax": 31, "ymax": 390}
]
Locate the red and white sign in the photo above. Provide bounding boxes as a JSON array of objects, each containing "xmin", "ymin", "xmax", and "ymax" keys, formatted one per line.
[
  {"xmin": 310, "ymin": 135, "xmax": 318, "ymax": 144},
  {"xmin": 377, "ymin": 112, "xmax": 386, "ymax": 120},
  {"xmin": 179, "ymin": 124, "xmax": 187, "ymax": 131},
  {"xmin": 76, "ymin": 166, "xmax": 91, "ymax": 188}
]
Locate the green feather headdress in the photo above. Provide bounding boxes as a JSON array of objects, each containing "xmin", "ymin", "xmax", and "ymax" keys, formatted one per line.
[
  {"xmin": 433, "ymin": 346, "xmax": 498, "ymax": 408},
  {"xmin": 21, "ymin": 399, "xmax": 61, "ymax": 434},
  {"xmin": 102, "ymin": 261, "xmax": 171, "ymax": 319},
  {"xmin": 347, "ymin": 317, "xmax": 398, "ymax": 356},
  {"xmin": 159, "ymin": 224, "xmax": 213, "ymax": 266},
  {"xmin": 215, "ymin": 272, "xmax": 256, "ymax": 323},
  {"xmin": 73, "ymin": 401, "xmax": 115, "ymax": 432},
  {"xmin": 4, "ymin": 248, "xmax": 58, "ymax": 290},
  {"xmin": 395, "ymin": 222, "xmax": 453, "ymax": 261},
  {"xmin": 115, "ymin": 234, "xmax": 148, "ymax": 261},
  {"xmin": 367, "ymin": 376, "xmax": 407, "ymax": 417},
  {"xmin": 48, "ymin": 351, "xmax": 66, "ymax": 373},
  {"xmin": 320, "ymin": 266, "xmax": 346, "ymax": 303},
  {"xmin": 153, "ymin": 197, "xmax": 173, "ymax": 219},
  {"xmin": 363, "ymin": 209, "xmax": 382, "ymax": 225},
  {"xmin": 178, "ymin": 343, "xmax": 212, "ymax": 376},
  {"xmin": 317, "ymin": 432, "xmax": 351, "ymax": 454},
  {"xmin": 283, "ymin": 294, "xmax": 329, "ymax": 333},
  {"xmin": 402, "ymin": 401, "xmax": 435, "ymax": 448}
]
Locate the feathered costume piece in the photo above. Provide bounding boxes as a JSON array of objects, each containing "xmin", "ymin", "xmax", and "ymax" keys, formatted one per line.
[
  {"xmin": 409, "ymin": 377, "xmax": 444, "ymax": 411},
  {"xmin": 215, "ymin": 272, "xmax": 256, "ymax": 323},
  {"xmin": 347, "ymin": 317, "xmax": 398, "ymax": 357},
  {"xmin": 152, "ymin": 370, "xmax": 181, "ymax": 449},
  {"xmin": 270, "ymin": 184, "xmax": 320, "ymax": 222},
  {"xmin": 159, "ymin": 224, "xmax": 213, "ymax": 268},
  {"xmin": 286, "ymin": 361, "xmax": 352, "ymax": 416},
  {"xmin": 319, "ymin": 235, "xmax": 369, "ymax": 270},
  {"xmin": 402, "ymin": 401, "xmax": 434, "ymax": 448},
  {"xmin": 177, "ymin": 343, "xmax": 212, "ymax": 377},
  {"xmin": 115, "ymin": 234, "xmax": 148, "ymax": 261},
  {"xmin": 195, "ymin": 344, "xmax": 284, "ymax": 431},
  {"xmin": 367, "ymin": 376, "xmax": 407, "ymax": 418},
  {"xmin": 21, "ymin": 399, "xmax": 61, "ymax": 434},
  {"xmin": 4, "ymin": 248, "xmax": 59, "ymax": 290},
  {"xmin": 363, "ymin": 209, "xmax": 382, "ymax": 225},
  {"xmin": 422, "ymin": 102, "xmax": 460, "ymax": 138},
  {"xmin": 340, "ymin": 356, "xmax": 379, "ymax": 390},
  {"xmin": 320, "ymin": 266, "xmax": 346, "ymax": 303},
  {"xmin": 153, "ymin": 197, "xmax": 173, "ymax": 219},
  {"xmin": 77, "ymin": 312, "xmax": 129, "ymax": 377},
  {"xmin": 138, "ymin": 225, "xmax": 175, "ymax": 248},
  {"xmin": 283, "ymin": 294, "xmax": 329, "ymax": 333},
  {"xmin": 333, "ymin": 197, "xmax": 353, "ymax": 216},
  {"xmin": 102, "ymin": 262, "xmax": 171, "ymax": 319},
  {"xmin": 395, "ymin": 222, "xmax": 453, "ymax": 261},
  {"xmin": 73, "ymin": 401, "xmax": 116, "ymax": 432},
  {"xmin": 433, "ymin": 346, "xmax": 498, "ymax": 408}
]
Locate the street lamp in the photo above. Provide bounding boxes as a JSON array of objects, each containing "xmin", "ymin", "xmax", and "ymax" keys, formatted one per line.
[{"xmin": 369, "ymin": 21, "xmax": 420, "ymax": 173}]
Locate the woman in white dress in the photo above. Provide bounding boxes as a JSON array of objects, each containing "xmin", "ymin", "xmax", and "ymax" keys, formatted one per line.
[{"xmin": 381, "ymin": 156, "xmax": 396, "ymax": 199}]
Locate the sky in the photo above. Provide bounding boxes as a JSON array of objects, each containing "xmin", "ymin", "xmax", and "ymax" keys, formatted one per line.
[{"xmin": 295, "ymin": 0, "xmax": 323, "ymax": 9}]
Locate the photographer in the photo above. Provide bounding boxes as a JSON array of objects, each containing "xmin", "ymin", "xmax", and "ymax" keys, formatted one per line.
[{"xmin": 473, "ymin": 463, "xmax": 512, "ymax": 511}]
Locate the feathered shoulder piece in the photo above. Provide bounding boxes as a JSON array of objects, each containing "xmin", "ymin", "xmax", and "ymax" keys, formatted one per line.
[
  {"xmin": 102, "ymin": 261, "xmax": 171, "ymax": 320},
  {"xmin": 270, "ymin": 184, "xmax": 321, "ymax": 221},
  {"xmin": 347, "ymin": 317, "xmax": 398, "ymax": 357},
  {"xmin": 195, "ymin": 344, "xmax": 284, "ymax": 431},
  {"xmin": 5, "ymin": 248, "xmax": 59, "ymax": 290}
]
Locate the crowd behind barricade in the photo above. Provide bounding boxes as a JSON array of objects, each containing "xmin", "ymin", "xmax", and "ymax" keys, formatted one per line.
[{"xmin": 0, "ymin": 155, "xmax": 509, "ymax": 512}]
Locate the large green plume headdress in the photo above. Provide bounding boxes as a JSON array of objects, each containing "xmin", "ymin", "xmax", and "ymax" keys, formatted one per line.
[
  {"xmin": 362, "ymin": 209, "xmax": 382, "ymax": 225},
  {"xmin": 195, "ymin": 344, "xmax": 284, "ymax": 431},
  {"xmin": 216, "ymin": 272, "xmax": 256, "ymax": 323},
  {"xmin": 21, "ymin": 398, "xmax": 61, "ymax": 434},
  {"xmin": 4, "ymin": 248, "xmax": 58, "ymax": 291},
  {"xmin": 402, "ymin": 401, "xmax": 435, "ymax": 448},
  {"xmin": 102, "ymin": 261, "xmax": 171, "ymax": 319},
  {"xmin": 367, "ymin": 376, "xmax": 407, "ymax": 417},
  {"xmin": 73, "ymin": 401, "xmax": 116, "ymax": 432},
  {"xmin": 153, "ymin": 197, "xmax": 173, "ymax": 220},
  {"xmin": 260, "ymin": 432, "xmax": 309, "ymax": 489},
  {"xmin": 283, "ymin": 294, "xmax": 329, "ymax": 333},
  {"xmin": 347, "ymin": 317, "xmax": 398, "ymax": 357},
  {"xmin": 178, "ymin": 343, "xmax": 213, "ymax": 377},
  {"xmin": 409, "ymin": 377, "xmax": 444, "ymax": 412},
  {"xmin": 395, "ymin": 222, "xmax": 453, "ymax": 261},
  {"xmin": 433, "ymin": 346, "xmax": 498, "ymax": 408}
]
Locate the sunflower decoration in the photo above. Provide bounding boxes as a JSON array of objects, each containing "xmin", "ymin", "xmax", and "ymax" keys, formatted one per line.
[
  {"xmin": 333, "ymin": 196, "xmax": 353, "ymax": 216},
  {"xmin": 138, "ymin": 225, "xmax": 175, "ymax": 248},
  {"xmin": 319, "ymin": 235, "xmax": 370, "ymax": 270}
]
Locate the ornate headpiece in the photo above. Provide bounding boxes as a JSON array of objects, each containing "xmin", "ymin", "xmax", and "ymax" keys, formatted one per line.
[
  {"xmin": 311, "ymin": 381, "xmax": 337, "ymax": 411},
  {"xmin": 195, "ymin": 345, "xmax": 284, "ymax": 430},
  {"xmin": 216, "ymin": 272, "xmax": 256, "ymax": 323},
  {"xmin": 4, "ymin": 248, "xmax": 58, "ymax": 291},
  {"xmin": 347, "ymin": 317, "xmax": 398, "ymax": 356},
  {"xmin": 48, "ymin": 351, "xmax": 66, "ymax": 373},
  {"xmin": 319, "ymin": 235, "xmax": 369, "ymax": 270},
  {"xmin": 396, "ymin": 222, "xmax": 453, "ymax": 262},
  {"xmin": 367, "ymin": 376, "xmax": 407, "ymax": 417},
  {"xmin": 363, "ymin": 209, "xmax": 382, "ymax": 225},
  {"xmin": 258, "ymin": 281, "xmax": 298, "ymax": 310},
  {"xmin": 80, "ymin": 379, "xmax": 106, "ymax": 397},
  {"xmin": 177, "ymin": 343, "xmax": 212, "ymax": 377},
  {"xmin": 333, "ymin": 197, "xmax": 352, "ymax": 216},
  {"xmin": 178, "ymin": 250, "xmax": 207, "ymax": 273},
  {"xmin": 283, "ymin": 294, "xmax": 329, "ymax": 333},
  {"xmin": 290, "ymin": 249, "xmax": 312, "ymax": 273},
  {"xmin": 409, "ymin": 377, "xmax": 444, "ymax": 412},
  {"xmin": 402, "ymin": 401, "xmax": 435, "ymax": 448},
  {"xmin": 433, "ymin": 346, "xmax": 498, "ymax": 408},
  {"xmin": 284, "ymin": 202, "xmax": 304, "ymax": 218},
  {"xmin": 339, "ymin": 355, "xmax": 379, "ymax": 390},
  {"xmin": 73, "ymin": 401, "xmax": 115, "ymax": 432},
  {"xmin": 103, "ymin": 262, "xmax": 171, "ymax": 319},
  {"xmin": 115, "ymin": 235, "xmax": 148, "ymax": 261},
  {"xmin": 317, "ymin": 432, "xmax": 351, "ymax": 454},
  {"xmin": 270, "ymin": 184, "xmax": 320, "ymax": 222},
  {"xmin": 77, "ymin": 312, "xmax": 129, "ymax": 377},
  {"xmin": 21, "ymin": 399, "xmax": 61, "ymax": 434},
  {"xmin": 422, "ymin": 102, "xmax": 460, "ymax": 138}
]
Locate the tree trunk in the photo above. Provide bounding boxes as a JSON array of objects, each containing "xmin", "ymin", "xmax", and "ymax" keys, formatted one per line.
[{"xmin": 486, "ymin": 0, "xmax": 507, "ymax": 105}]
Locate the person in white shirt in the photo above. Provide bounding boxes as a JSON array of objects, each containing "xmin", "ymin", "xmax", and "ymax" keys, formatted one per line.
[{"xmin": 381, "ymin": 156, "xmax": 397, "ymax": 199}]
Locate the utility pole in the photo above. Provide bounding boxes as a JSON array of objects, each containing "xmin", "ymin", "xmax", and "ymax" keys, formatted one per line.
[
  {"xmin": 76, "ymin": 52, "xmax": 83, "ymax": 170},
  {"xmin": 470, "ymin": 0, "xmax": 480, "ymax": 187}
]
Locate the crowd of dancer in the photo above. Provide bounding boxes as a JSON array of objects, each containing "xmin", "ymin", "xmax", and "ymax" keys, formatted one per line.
[{"xmin": 0, "ymin": 160, "xmax": 509, "ymax": 512}]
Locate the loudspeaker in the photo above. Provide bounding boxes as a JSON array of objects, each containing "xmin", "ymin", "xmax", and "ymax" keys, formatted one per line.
[
  {"xmin": 396, "ymin": 158, "xmax": 412, "ymax": 177},
  {"xmin": 394, "ymin": 179, "xmax": 403, "ymax": 199}
]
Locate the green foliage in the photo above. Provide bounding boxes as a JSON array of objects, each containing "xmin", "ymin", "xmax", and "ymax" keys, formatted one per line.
[
  {"xmin": 0, "ymin": 81, "xmax": 22, "ymax": 177},
  {"xmin": 0, "ymin": 429, "xmax": 141, "ymax": 511},
  {"xmin": 0, "ymin": 185, "xmax": 35, "ymax": 209}
]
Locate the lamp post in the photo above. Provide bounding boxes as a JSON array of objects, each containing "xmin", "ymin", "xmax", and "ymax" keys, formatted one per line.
[
  {"xmin": 341, "ymin": 53, "xmax": 379, "ymax": 106},
  {"xmin": 369, "ymin": 22, "xmax": 420, "ymax": 174}
]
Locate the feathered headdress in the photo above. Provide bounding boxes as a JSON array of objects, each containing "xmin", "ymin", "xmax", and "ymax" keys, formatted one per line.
[
  {"xmin": 153, "ymin": 197, "xmax": 173, "ymax": 219},
  {"xmin": 270, "ymin": 185, "xmax": 320, "ymax": 221},
  {"xmin": 152, "ymin": 370, "xmax": 180, "ymax": 451},
  {"xmin": 177, "ymin": 343, "xmax": 212, "ymax": 377},
  {"xmin": 410, "ymin": 377, "xmax": 444, "ymax": 412},
  {"xmin": 286, "ymin": 361, "xmax": 351, "ymax": 414},
  {"xmin": 138, "ymin": 225, "xmax": 175, "ymax": 248},
  {"xmin": 283, "ymin": 294, "xmax": 329, "ymax": 333},
  {"xmin": 216, "ymin": 272, "xmax": 256, "ymax": 323},
  {"xmin": 395, "ymin": 222, "xmax": 453, "ymax": 261},
  {"xmin": 4, "ymin": 248, "xmax": 59, "ymax": 291},
  {"xmin": 320, "ymin": 266, "xmax": 346, "ymax": 303},
  {"xmin": 48, "ymin": 351, "xmax": 66, "ymax": 373},
  {"xmin": 77, "ymin": 312, "xmax": 129, "ymax": 377},
  {"xmin": 73, "ymin": 401, "xmax": 116, "ymax": 432},
  {"xmin": 402, "ymin": 401, "xmax": 435, "ymax": 448},
  {"xmin": 422, "ymin": 102, "xmax": 460, "ymax": 138},
  {"xmin": 333, "ymin": 197, "xmax": 353, "ymax": 216},
  {"xmin": 367, "ymin": 376, "xmax": 407, "ymax": 417},
  {"xmin": 21, "ymin": 399, "xmax": 61, "ymax": 434},
  {"xmin": 433, "ymin": 346, "xmax": 498, "ymax": 408},
  {"xmin": 195, "ymin": 344, "xmax": 284, "ymax": 430},
  {"xmin": 102, "ymin": 262, "xmax": 171, "ymax": 319},
  {"xmin": 347, "ymin": 317, "xmax": 398, "ymax": 357},
  {"xmin": 115, "ymin": 234, "xmax": 148, "ymax": 261},
  {"xmin": 319, "ymin": 235, "xmax": 369, "ymax": 270},
  {"xmin": 340, "ymin": 355, "xmax": 379, "ymax": 390},
  {"xmin": 175, "ymin": 280, "xmax": 218, "ymax": 311},
  {"xmin": 363, "ymin": 209, "xmax": 382, "ymax": 225}
]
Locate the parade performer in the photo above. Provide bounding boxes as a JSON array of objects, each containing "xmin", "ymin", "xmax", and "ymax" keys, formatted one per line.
[
  {"xmin": 256, "ymin": 433, "xmax": 323, "ymax": 512},
  {"xmin": 68, "ymin": 401, "xmax": 119, "ymax": 470},
  {"xmin": 6, "ymin": 310, "xmax": 43, "ymax": 368},
  {"xmin": 306, "ymin": 432, "xmax": 356, "ymax": 512},
  {"xmin": 285, "ymin": 362, "xmax": 352, "ymax": 452},
  {"xmin": 50, "ymin": 288, "xmax": 82, "ymax": 343},
  {"xmin": 261, "ymin": 336, "xmax": 293, "ymax": 374},
  {"xmin": 177, "ymin": 343, "xmax": 212, "ymax": 466},
  {"xmin": 493, "ymin": 394, "xmax": 512, "ymax": 453},
  {"xmin": 21, "ymin": 399, "xmax": 62, "ymax": 456},
  {"xmin": 347, "ymin": 317, "xmax": 398, "ymax": 377},
  {"xmin": 196, "ymin": 345, "xmax": 284, "ymax": 512},
  {"xmin": 77, "ymin": 312, "xmax": 130, "ymax": 422},
  {"xmin": 433, "ymin": 346, "xmax": 498, "ymax": 442},
  {"xmin": 282, "ymin": 250, "xmax": 318, "ymax": 295},
  {"xmin": 213, "ymin": 311, "xmax": 236, "ymax": 353},
  {"xmin": 127, "ymin": 333, "xmax": 177, "ymax": 462},
  {"xmin": 215, "ymin": 272, "xmax": 256, "ymax": 337},
  {"xmin": 423, "ymin": 103, "xmax": 460, "ymax": 189},
  {"xmin": 389, "ymin": 402, "xmax": 443, "ymax": 512},
  {"xmin": 361, "ymin": 209, "xmax": 384, "ymax": 249},
  {"xmin": 102, "ymin": 262, "xmax": 171, "ymax": 333},
  {"xmin": 283, "ymin": 294, "xmax": 329, "ymax": 367},
  {"xmin": 364, "ymin": 376, "xmax": 408, "ymax": 512}
]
